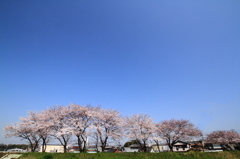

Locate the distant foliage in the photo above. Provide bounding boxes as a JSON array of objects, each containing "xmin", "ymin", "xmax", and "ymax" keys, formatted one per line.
[
  {"xmin": 124, "ymin": 140, "xmax": 139, "ymax": 147},
  {"xmin": 0, "ymin": 144, "xmax": 28, "ymax": 151}
]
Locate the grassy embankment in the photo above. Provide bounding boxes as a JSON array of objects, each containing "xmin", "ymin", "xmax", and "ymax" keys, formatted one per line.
[{"xmin": 16, "ymin": 151, "xmax": 240, "ymax": 159}]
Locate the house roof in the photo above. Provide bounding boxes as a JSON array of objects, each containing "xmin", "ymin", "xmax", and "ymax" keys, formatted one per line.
[
  {"xmin": 152, "ymin": 143, "xmax": 168, "ymax": 146},
  {"xmin": 41, "ymin": 144, "xmax": 63, "ymax": 146},
  {"xmin": 129, "ymin": 144, "xmax": 152, "ymax": 148},
  {"xmin": 8, "ymin": 148, "xmax": 24, "ymax": 150},
  {"xmin": 129, "ymin": 144, "xmax": 140, "ymax": 148},
  {"xmin": 174, "ymin": 143, "xmax": 189, "ymax": 146}
]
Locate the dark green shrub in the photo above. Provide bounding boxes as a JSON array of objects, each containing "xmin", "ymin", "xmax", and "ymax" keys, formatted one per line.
[{"xmin": 42, "ymin": 154, "xmax": 53, "ymax": 159}]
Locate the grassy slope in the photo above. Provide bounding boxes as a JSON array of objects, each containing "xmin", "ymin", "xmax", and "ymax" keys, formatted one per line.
[{"xmin": 18, "ymin": 151, "xmax": 240, "ymax": 159}]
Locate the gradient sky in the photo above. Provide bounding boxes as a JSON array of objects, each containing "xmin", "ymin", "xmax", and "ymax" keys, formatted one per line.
[{"xmin": 1, "ymin": 0, "xmax": 240, "ymax": 144}]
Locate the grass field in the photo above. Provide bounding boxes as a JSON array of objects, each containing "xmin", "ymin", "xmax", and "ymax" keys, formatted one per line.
[{"xmin": 15, "ymin": 151, "xmax": 240, "ymax": 159}]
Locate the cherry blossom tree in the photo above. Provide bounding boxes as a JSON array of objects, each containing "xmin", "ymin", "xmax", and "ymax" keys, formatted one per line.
[
  {"xmin": 206, "ymin": 130, "xmax": 240, "ymax": 150},
  {"xmin": 27, "ymin": 111, "xmax": 52, "ymax": 152},
  {"xmin": 124, "ymin": 114, "xmax": 156, "ymax": 152},
  {"xmin": 92, "ymin": 108, "xmax": 123, "ymax": 152},
  {"xmin": 47, "ymin": 106, "xmax": 73, "ymax": 153},
  {"xmin": 67, "ymin": 104, "xmax": 96, "ymax": 152},
  {"xmin": 4, "ymin": 119, "xmax": 41, "ymax": 152},
  {"xmin": 156, "ymin": 119, "xmax": 202, "ymax": 151}
]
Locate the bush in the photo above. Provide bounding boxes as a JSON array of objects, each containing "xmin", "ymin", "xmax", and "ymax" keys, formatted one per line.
[{"xmin": 42, "ymin": 154, "xmax": 53, "ymax": 159}]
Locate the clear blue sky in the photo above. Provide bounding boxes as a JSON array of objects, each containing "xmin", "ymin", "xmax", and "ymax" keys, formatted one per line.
[{"xmin": 1, "ymin": 0, "xmax": 240, "ymax": 144}]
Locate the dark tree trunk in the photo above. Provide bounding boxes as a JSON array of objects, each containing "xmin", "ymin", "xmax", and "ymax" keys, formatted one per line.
[
  {"xmin": 167, "ymin": 142, "xmax": 173, "ymax": 152},
  {"xmin": 63, "ymin": 137, "xmax": 68, "ymax": 153},
  {"xmin": 166, "ymin": 138, "xmax": 175, "ymax": 152},
  {"xmin": 63, "ymin": 145, "xmax": 67, "ymax": 153},
  {"xmin": 33, "ymin": 141, "xmax": 39, "ymax": 152},
  {"xmin": 137, "ymin": 139, "xmax": 148, "ymax": 152},
  {"xmin": 28, "ymin": 139, "xmax": 39, "ymax": 152},
  {"xmin": 28, "ymin": 140, "xmax": 34, "ymax": 152},
  {"xmin": 77, "ymin": 135, "xmax": 83, "ymax": 152},
  {"xmin": 155, "ymin": 141, "xmax": 160, "ymax": 152},
  {"xmin": 57, "ymin": 136, "xmax": 68, "ymax": 153},
  {"xmin": 143, "ymin": 141, "xmax": 147, "ymax": 152},
  {"xmin": 81, "ymin": 135, "xmax": 87, "ymax": 152},
  {"xmin": 41, "ymin": 138, "xmax": 47, "ymax": 152},
  {"xmin": 100, "ymin": 141, "xmax": 107, "ymax": 152},
  {"xmin": 100, "ymin": 137, "xmax": 108, "ymax": 152},
  {"xmin": 82, "ymin": 140, "xmax": 87, "ymax": 152},
  {"xmin": 169, "ymin": 146, "xmax": 173, "ymax": 152}
]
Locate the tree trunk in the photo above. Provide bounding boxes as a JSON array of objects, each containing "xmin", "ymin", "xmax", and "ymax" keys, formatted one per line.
[
  {"xmin": 63, "ymin": 145, "xmax": 67, "ymax": 153},
  {"xmin": 28, "ymin": 139, "xmax": 39, "ymax": 152},
  {"xmin": 81, "ymin": 135, "xmax": 87, "ymax": 152},
  {"xmin": 63, "ymin": 137, "xmax": 68, "ymax": 153},
  {"xmin": 82, "ymin": 140, "xmax": 87, "ymax": 152},
  {"xmin": 166, "ymin": 138, "xmax": 174, "ymax": 152},
  {"xmin": 99, "ymin": 136, "xmax": 108, "ymax": 152},
  {"xmin": 137, "ymin": 139, "xmax": 143, "ymax": 152},
  {"xmin": 143, "ymin": 141, "xmax": 147, "ymax": 152},
  {"xmin": 168, "ymin": 143, "xmax": 173, "ymax": 152},
  {"xmin": 42, "ymin": 138, "xmax": 46, "ymax": 152},
  {"xmin": 155, "ymin": 141, "xmax": 160, "ymax": 152},
  {"xmin": 77, "ymin": 135, "xmax": 83, "ymax": 152},
  {"xmin": 100, "ymin": 140, "xmax": 107, "ymax": 153},
  {"xmin": 28, "ymin": 140, "xmax": 34, "ymax": 152},
  {"xmin": 33, "ymin": 142, "xmax": 39, "ymax": 152},
  {"xmin": 100, "ymin": 140, "xmax": 107, "ymax": 152},
  {"xmin": 57, "ymin": 136, "xmax": 68, "ymax": 153}
]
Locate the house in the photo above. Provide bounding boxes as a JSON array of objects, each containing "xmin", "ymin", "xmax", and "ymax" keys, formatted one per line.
[
  {"xmin": 87, "ymin": 145, "xmax": 101, "ymax": 152},
  {"xmin": 124, "ymin": 144, "xmax": 140, "ymax": 152},
  {"xmin": 189, "ymin": 142, "xmax": 203, "ymax": 151},
  {"xmin": 103, "ymin": 146, "xmax": 115, "ymax": 152},
  {"xmin": 173, "ymin": 141, "xmax": 191, "ymax": 152},
  {"xmin": 68, "ymin": 146, "xmax": 80, "ymax": 153},
  {"xmin": 124, "ymin": 144, "xmax": 153, "ymax": 152},
  {"xmin": 152, "ymin": 143, "xmax": 170, "ymax": 152},
  {"xmin": 203, "ymin": 142, "xmax": 240, "ymax": 151},
  {"xmin": 39, "ymin": 144, "xmax": 65, "ymax": 153},
  {"xmin": 7, "ymin": 148, "xmax": 27, "ymax": 152},
  {"xmin": 203, "ymin": 143, "xmax": 224, "ymax": 152},
  {"xmin": 69, "ymin": 145, "xmax": 118, "ymax": 153},
  {"xmin": 104, "ymin": 148, "xmax": 119, "ymax": 153},
  {"xmin": 152, "ymin": 141, "xmax": 191, "ymax": 152}
]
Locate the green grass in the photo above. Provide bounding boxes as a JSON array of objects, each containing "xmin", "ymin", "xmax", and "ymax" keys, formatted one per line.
[{"xmin": 18, "ymin": 151, "xmax": 240, "ymax": 159}]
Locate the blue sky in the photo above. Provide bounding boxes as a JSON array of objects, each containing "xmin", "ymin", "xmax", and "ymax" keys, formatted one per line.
[{"xmin": 1, "ymin": 0, "xmax": 240, "ymax": 144}]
